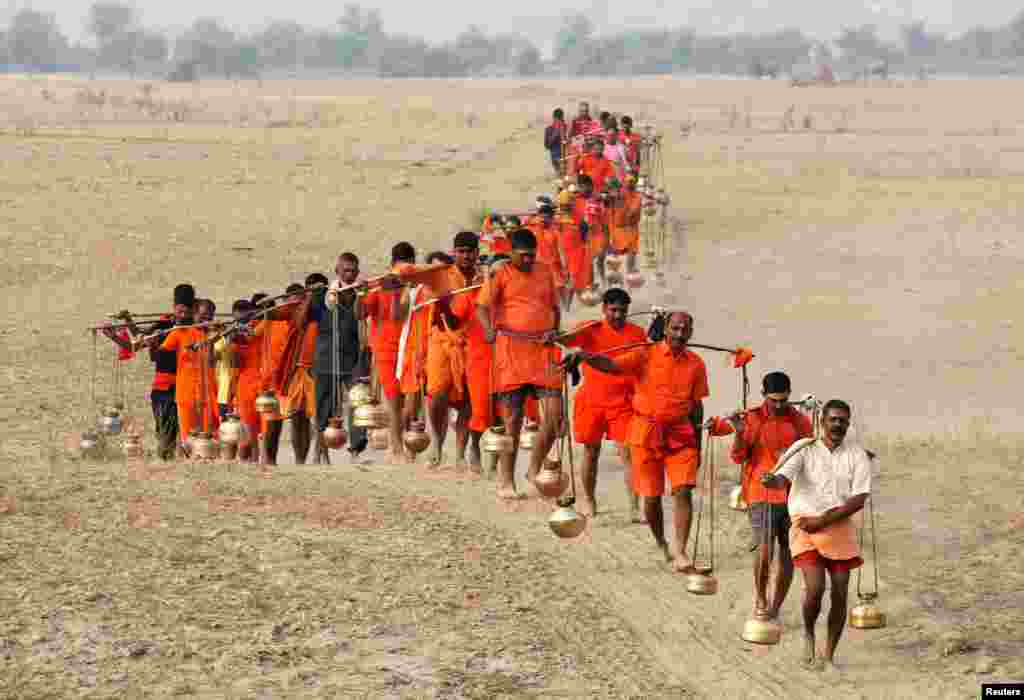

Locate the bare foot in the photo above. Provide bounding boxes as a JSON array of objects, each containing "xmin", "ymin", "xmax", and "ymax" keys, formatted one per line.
[
  {"xmin": 577, "ymin": 497, "xmax": 596, "ymax": 517},
  {"xmin": 497, "ymin": 484, "xmax": 523, "ymax": 500},
  {"xmin": 800, "ymin": 638, "xmax": 819, "ymax": 671},
  {"xmin": 671, "ymin": 553, "xmax": 696, "ymax": 574},
  {"xmin": 427, "ymin": 448, "xmax": 442, "ymax": 467}
]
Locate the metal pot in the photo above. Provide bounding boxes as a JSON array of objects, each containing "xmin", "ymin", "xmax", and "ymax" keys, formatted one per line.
[
  {"xmin": 535, "ymin": 461, "xmax": 565, "ymax": 498},
  {"xmin": 577, "ymin": 288, "xmax": 601, "ymax": 307},
  {"xmin": 518, "ymin": 423, "xmax": 538, "ymax": 451},
  {"xmin": 686, "ymin": 572, "xmax": 718, "ymax": 595},
  {"xmin": 98, "ymin": 409, "xmax": 122, "ymax": 436},
  {"xmin": 353, "ymin": 402, "xmax": 389, "ymax": 429},
  {"xmin": 348, "ymin": 382, "xmax": 374, "ymax": 408},
  {"xmin": 549, "ymin": 505, "xmax": 587, "ymax": 538},
  {"xmin": 741, "ymin": 614, "xmax": 782, "ymax": 644},
  {"xmin": 849, "ymin": 595, "xmax": 886, "ymax": 629},
  {"xmin": 403, "ymin": 421, "xmax": 431, "ymax": 455},
  {"xmin": 481, "ymin": 426, "xmax": 515, "ymax": 455},
  {"xmin": 255, "ymin": 391, "xmax": 280, "ymax": 417},
  {"xmin": 218, "ymin": 415, "xmax": 245, "ymax": 446},
  {"xmin": 219, "ymin": 441, "xmax": 238, "ymax": 461},
  {"xmin": 323, "ymin": 417, "xmax": 348, "ymax": 450}
]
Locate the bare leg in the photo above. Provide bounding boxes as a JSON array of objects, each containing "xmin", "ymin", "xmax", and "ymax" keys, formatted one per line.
[
  {"xmin": 427, "ymin": 391, "xmax": 449, "ymax": 466},
  {"xmin": 801, "ymin": 564, "xmax": 827, "ymax": 670},
  {"xmin": 454, "ymin": 401, "xmax": 470, "ymax": 467},
  {"xmin": 642, "ymin": 495, "xmax": 671, "ymax": 562},
  {"xmin": 291, "ymin": 412, "xmax": 311, "ymax": 465},
  {"xmin": 670, "ymin": 487, "xmax": 695, "ymax": 572},
  {"xmin": 824, "ymin": 568, "xmax": 851, "ymax": 667},
  {"xmin": 401, "ymin": 392, "xmax": 421, "ymax": 461},
  {"xmin": 619, "ymin": 443, "xmax": 642, "ymax": 522},
  {"xmin": 387, "ymin": 394, "xmax": 404, "ymax": 461},
  {"xmin": 497, "ymin": 402, "xmax": 523, "ymax": 499},
  {"xmin": 769, "ymin": 540, "xmax": 795, "ymax": 619},
  {"xmin": 754, "ymin": 542, "xmax": 772, "ymax": 614},
  {"xmin": 579, "ymin": 443, "xmax": 601, "ymax": 516},
  {"xmin": 529, "ymin": 394, "xmax": 563, "ymax": 492},
  {"xmin": 261, "ymin": 419, "xmax": 282, "ymax": 466},
  {"xmin": 467, "ymin": 430, "xmax": 482, "ymax": 470}
]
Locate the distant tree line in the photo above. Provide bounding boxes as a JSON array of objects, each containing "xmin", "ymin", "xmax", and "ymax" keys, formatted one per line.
[{"xmin": 2, "ymin": 4, "xmax": 1024, "ymax": 78}]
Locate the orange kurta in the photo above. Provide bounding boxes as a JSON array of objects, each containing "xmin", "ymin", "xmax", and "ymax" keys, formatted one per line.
[
  {"xmin": 426, "ymin": 265, "xmax": 478, "ymax": 404},
  {"xmin": 160, "ymin": 327, "xmax": 219, "ymax": 442},
  {"xmin": 614, "ymin": 343, "xmax": 710, "ymax": 496},
  {"xmin": 563, "ymin": 320, "xmax": 646, "ymax": 444},
  {"xmin": 577, "ymin": 154, "xmax": 615, "ymax": 194},
  {"xmin": 729, "ymin": 404, "xmax": 813, "ymax": 505},
  {"xmin": 233, "ymin": 333, "xmax": 264, "ymax": 445},
  {"xmin": 394, "ymin": 264, "xmax": 456, "ymax": 396},
  {"xmin": 528, "ymin": 219, "xmax": 566, "ymax": 290},
  {"xmin": 253, "ymin": 318, "xmax": 290, "ymax": 431},
  {"xmin": 476, "ymin": 261, "xmax": 561, "ymax": 393},
  {"xmin": 558, "ymin": 212, "xmax": 591, "ymax": 292},
  {"xmin": 281, "ymin": 320, "xmax": 319, "ymax": 418},
  {"xmin": 609, "ymin": 190, "xmax": 642, "ymax": 254},
  {"xmin": 451, "ymin": 287, "xmax": 492, "ymax": 432},
  {"xmin": 362, "ymin": 287, "xmax": 403, "ymax": 400},
  {"xmin": 574, "ymin": 194, "xmax": 608, "ymax": 262}
]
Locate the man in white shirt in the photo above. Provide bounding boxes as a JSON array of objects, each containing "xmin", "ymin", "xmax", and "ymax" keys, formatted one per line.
[{"xmin": 761, "ymin": 399, "xmax": 871, "ymax": 672}]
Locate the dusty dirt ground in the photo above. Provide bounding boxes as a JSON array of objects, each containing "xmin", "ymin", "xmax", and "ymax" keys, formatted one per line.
[{"xmin": 1, "ymin": 75, "xmax": 1022, "ymax": 698}]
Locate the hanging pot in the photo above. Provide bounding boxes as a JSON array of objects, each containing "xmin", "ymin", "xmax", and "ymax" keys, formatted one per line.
[
  {"xmin": 191, "ymin": 432, "xmax": 218, "ymax": 460},
  {"xmin": 218, "ymin": 414, "xmax": 245, "ymax": 446},
  {"xmin": 323, "ymin": 417, "xmax": 348, "ymax": 450},
  {"xmin": 348, "ymin": 382, "xmax": 374, "ymax": 408},
  {"xmin": 98, "ymin": 409, "xmax": 122, "ymax": 436},
  {"xmin": 605, "ymin": 254, "xmax": 623, "ymax": 272},
  {"xmin": 481, "ymin": 426, "xmax": 515, "ymax": 455},
  {"xmin": 535, "ymin": 460, "xmax": 566, "ymax": 499},
  {"xmin": 518, "ymin": 423, "xmax": 539, "ymax": 451},
  {"xmin": 122, "ymin": 433, "xmax": 143, "ymax": 458},
  {"xmin": 849, "ymin": 595, "xmax": 886, "ymax": 629},
  {"xmin": 686, "ymin": 572, "xmax": 718, "ymax": 595},
  {"xmin": 729, "ymin": 485, "xmax": 748, "ymax": 511},
  {"xmin": 624, "ymin": 272, "xmax": 645, "ymax": 289},
  {"xmin": 255, "ymin": 391, "xmax": 280, "ymax": 417},
  {"xmin": 605, "ymin": 270, "xmax": 624, "ymax": 287},
  {"xmin": 368, "ymin": 427, "xmax": 389, "ymax": 451},
  {"xmin": 549, "ymin": 505, "xmax": 587, "ymax": 539},
  {"xmin": 741, "ymin": 614, "xmax": 782, "ymax": 644},
  {"xmin": 353, "ymin": 402, "xmax": 389, "ymax": 429},
  {"xmin": 577, "ymin": 288, "xmax": 601, "ymax": 307},
  {"xmin": 403, "ymin": 421, "xmax": 431, "ymax": 455},
  {"xmin": 80, "ymin": 431, "xmax": 100, "ymax": 454}
]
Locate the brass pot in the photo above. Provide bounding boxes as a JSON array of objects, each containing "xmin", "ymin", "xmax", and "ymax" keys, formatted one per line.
[
  {"xmin": 255, "ymin": 391, "xmax": 280, "ymax": 417},
  {"xmin": 741, "ymin": 615, "xmax": 782, "ymax": 645},
  {"xmin": 403, "ymin": 421, "xmax": 431, "ymax": 455},
  {"xmin": 348, "ymin": 382, "xmax": 374, "ymax": 408},
  {"xmin": 686, "ymin": 572, "xmax": 718, "ymax": 595},
  {"xmin": 849, "ymin": 596, "xmax": 886, "ymax": 629},
  {"xmin": 605, "ymin": 254, "xmax": 623, "ymax": 272},
  {"xmin": 98, "ymin": 409, "xmax": 122, "ymax": 436},
  {"xmin": 368, "ymin": 428, "xmax": 390, "ymax": 451},
  {"xmin": 481, "ymin": 426, "xmax": 515, "ymax": 455},
  {"xmin": 122, "ymin": 434, "xmax": 143, "ymax": 458},
  {"xmin": 80, "ymin": 431, "xmax": 100, "ymax": 453},
  {"xmin": 606, "ymin": 270, "xmax": 624, "ymax": 287},
  {"xmin": 729, "ymin": 485, "xmax": 748, "ymax": 511},
  {"xmin": 353, "ymin": 402, "xmax": 389, "ymax": 429},
  {"xmin": 191, "ymin": 432, "xmax": 218, "ymax": 460},
  {"xmin": 323, "ymin": 417, "xmax": 348, "ymax": 450},
  {"xmin": 624, "ymin": 272, "xmax": 645, "ymax": 289},
  {"xmin": 577, "ymin": 288, "xmax": 601, "ymax": 307},
  {"xmin": 218, "ymin": 415, "xmax": 245, "ymax": 446},
  {"xmin": 549, "ymin": 506, "xmax": 587, "ymax": 539},
  {"xmin": 519, "ymin": 423, "xmax": 539, "ymax": 451},
  {"xmin": 535, "ymin": 461, "xmax": 565, "ymax": 499}
]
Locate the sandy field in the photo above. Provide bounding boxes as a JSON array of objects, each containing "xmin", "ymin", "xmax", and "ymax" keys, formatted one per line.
[{"xmin": 0, "ymin": 75, "xmax": 1022, "ymax": 698}]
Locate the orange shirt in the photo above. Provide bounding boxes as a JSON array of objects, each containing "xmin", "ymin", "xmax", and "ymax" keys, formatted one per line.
[
  {"xmin": 616, "ymin": 342, "xmax": 709, "ymax": 422},
  {"xmin": 528, "ymin": 219, "xmax": 566, "ymax": 287},
  {"xmin": 731, "ymin": 404, "xmax": 813, "ymax": 505},
  {"xmin": 476, "ymin": 261, "xmax": 558, "ymax": 335},
  {"xmin": 563, "ymin": 320, "xmax": 646, "ymax": 408},
  {"xmin": 298, "ymin": 321, "xmax": 319, "ymax": 368},
  {"xmin": 578, "ymin": 154, "xmax": 615, "ymax": 193},
  {"xmin": 609, "ymin": 190, "xmax": 642, "ymax": 232},
  {"xmin": 159, "ymin": 327, "xmax": 215, "ymax": 398},
  {"xmin": 234, "ymin": 333, "xmax": 263, "ymax": 378},
  {"xmin": 450, "ymin": 287, "xmax": 486, "ymax": 353},
  {"xmin": 362, "ymin": 288, "xmax": 403, "ymax": 353},
  {"xmin": 253, "ymin": 319, "xmax": 291, "ymax": 391}
]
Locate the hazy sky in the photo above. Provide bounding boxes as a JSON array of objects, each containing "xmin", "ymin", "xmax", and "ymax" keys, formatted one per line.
[{"xmin": 4, "ymin": 0, "xmax": 1019, "ymax": 44}]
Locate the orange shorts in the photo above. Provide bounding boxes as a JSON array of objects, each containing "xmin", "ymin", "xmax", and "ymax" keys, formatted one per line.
[
  {"xmin": 629, "ymin": 445, "xmax": 699, "ymax": 497},
  {"xmin": 573, "ymin": 401, "xmax": 632, "ymax": 445},
  {"xmin": 374, "ymin": 347, "xmax": 401, "ymax": 400},
  {"xmin": 793, "ymin": 551, "xmax": 863, "ymax": 573}
]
